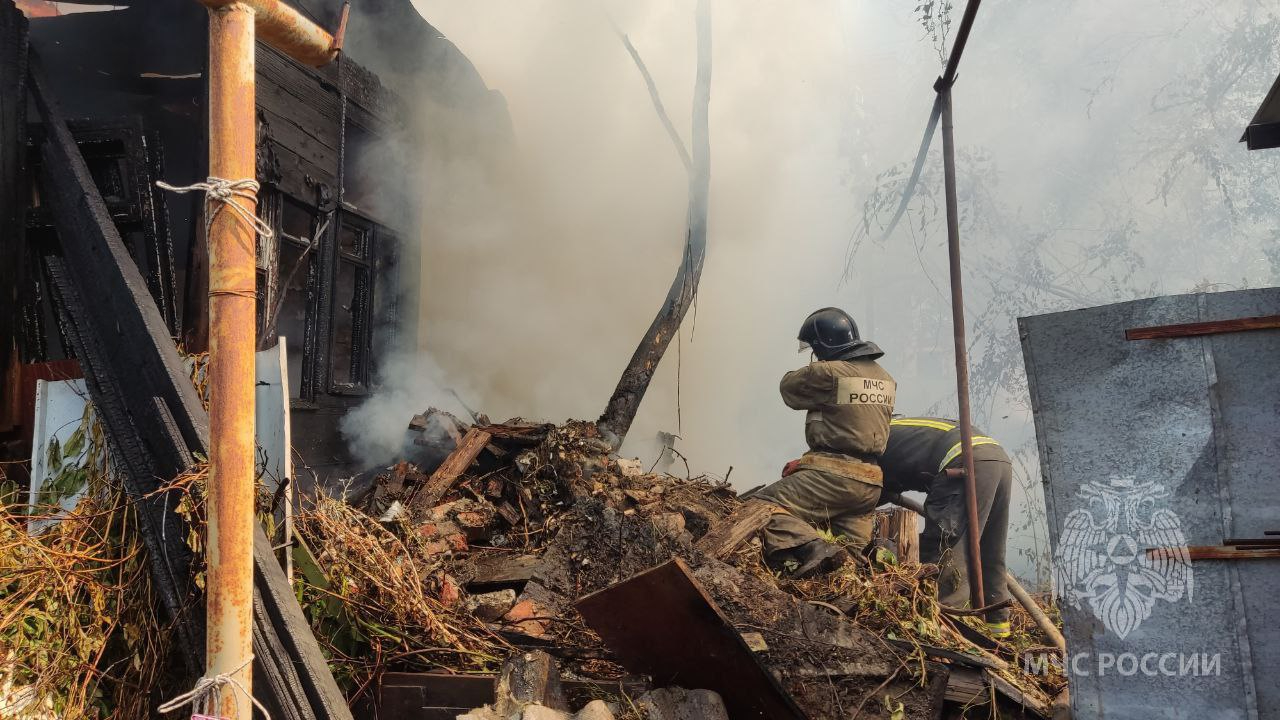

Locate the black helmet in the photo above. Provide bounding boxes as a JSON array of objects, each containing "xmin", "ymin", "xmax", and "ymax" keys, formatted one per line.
[{"xmin": 798, "ymin": 307, "xmax": 878, "ymax": 361}]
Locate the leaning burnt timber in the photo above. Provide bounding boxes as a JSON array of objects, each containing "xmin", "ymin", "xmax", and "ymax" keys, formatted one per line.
[{"xmin": 29, "ymin": 53, "xmax": 352, "ymax": 720}]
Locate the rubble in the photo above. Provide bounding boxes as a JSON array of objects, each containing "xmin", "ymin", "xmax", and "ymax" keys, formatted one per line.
[
  {"xmin": 638, "ymin": 687, "xmax": 730, "ymax": 720},
  {"xmin": 293, "ymin": 410, "xmax": 1066, "ymax": 719},
  {"xmin": 466, "ymin": 589, "xmax": 519, "ymax": 621}
]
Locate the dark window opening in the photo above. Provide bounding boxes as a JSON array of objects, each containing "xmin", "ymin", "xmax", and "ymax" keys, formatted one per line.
[
  {"xmin": 277, "ymin": 239, "xmax": 312, "ymax": 399},
  {"xmin": 371, "ymin": 230, "xmax": 400, "ymax": 377},
  {"xmin": 281, "ymin": 198, "xmax": 316, "ymax": 242},
  {"xmin": 331, "ymin": 216, "xmax": 372, "ymax": 391},
  {"xmin": 79, "ymin": 139, "xmax": 133, "ymax": 207},
  {"xmin": 256, "ymin": 190, "xmax": 318, "ymax": 401},
  {"xmin": 23, "ymin": 119, "xmax": 178, "ymax": 338}
]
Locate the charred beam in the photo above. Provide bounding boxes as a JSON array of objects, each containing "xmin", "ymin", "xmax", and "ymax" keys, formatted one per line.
[{"xmin": 0, "ymin": 0, "xmax": 27, "ymax": 392}]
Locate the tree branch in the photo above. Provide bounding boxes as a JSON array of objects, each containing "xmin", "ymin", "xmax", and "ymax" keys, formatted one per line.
[
  {"xmin": 612, "ymin": 20, "xmax": 693, "ymax": 175},
  {"xmin": 598, "ymin": 0, "xmax": 711, "ymax": 447}
]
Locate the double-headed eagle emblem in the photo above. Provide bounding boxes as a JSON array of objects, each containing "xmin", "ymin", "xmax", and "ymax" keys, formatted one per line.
[{"xmin": 1055, "ymin": 476, "xmax": 1192, "ymax": 639}]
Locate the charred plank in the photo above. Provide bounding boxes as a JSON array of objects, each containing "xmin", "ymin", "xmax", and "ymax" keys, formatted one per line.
[
  {"xmin": 694, "ymin": 499, "xmax": 778, "ymax": 559},
  {"xmin": 410, "ymin": 427, "xmax": 492, "ymax": 510}
]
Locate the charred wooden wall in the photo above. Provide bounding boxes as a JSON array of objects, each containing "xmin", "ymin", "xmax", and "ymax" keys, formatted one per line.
[{"xmin": 6, "ymin": 0, "xmax": 510, "ymax": 480}]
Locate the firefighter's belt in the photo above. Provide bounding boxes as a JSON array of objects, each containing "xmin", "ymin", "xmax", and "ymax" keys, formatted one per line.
[{"xmin": 797, "ymin": 452, "xmax": 883, "ymax": 486}]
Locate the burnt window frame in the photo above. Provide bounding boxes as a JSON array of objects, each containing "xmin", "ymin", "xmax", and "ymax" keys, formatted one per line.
[
  {"xmin": 327, "ymin": 210, "xmax": 376, "ymax": 395},
  {"xmin": 255, "ymin": 189, "xmax": 401, "ymax": 402},
  {"xmin": 25, "ymin": 117, "xmax": 179, "ymax": 340},
  {"xmin": 257, "ymin": 189, "xmax": 322, "ymax": 405}
]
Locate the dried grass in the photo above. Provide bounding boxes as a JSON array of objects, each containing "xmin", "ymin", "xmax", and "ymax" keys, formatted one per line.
[
  {"xmin": 0, "ymin": 415, "xmax": 175, "ymax": 720},
  {"xmin": 294, "ymin": 494, "xmax": 509, "ymax": 699}
]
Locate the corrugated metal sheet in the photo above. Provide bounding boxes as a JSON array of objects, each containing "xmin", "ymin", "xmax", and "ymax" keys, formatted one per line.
[{"xmin": 1020, "ymin": 287, "xmax": 1280, "ymax": 720}]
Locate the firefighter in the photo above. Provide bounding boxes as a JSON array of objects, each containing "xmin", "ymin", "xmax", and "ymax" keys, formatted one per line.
[
  {"xmin": 755, "ymin": 307, "xmax": 897, "ymax": 578},
  {"xmin": 879, "ymin": 417, "xmax": 1012, "ymax": 637}
]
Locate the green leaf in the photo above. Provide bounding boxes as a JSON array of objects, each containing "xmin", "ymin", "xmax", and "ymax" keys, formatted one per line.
[
  {"xmin": 45, "ymin": 436, "xmax": 62, "ymax": 472},
  {"xmin": 63, "ymin": 425, "xmax": 86, "ymax": 460}
]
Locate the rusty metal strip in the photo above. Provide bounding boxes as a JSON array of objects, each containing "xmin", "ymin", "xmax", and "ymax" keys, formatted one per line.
[{"xmin": 1125, "ymin": 314, "xmax": 1280, "ymax": 340}]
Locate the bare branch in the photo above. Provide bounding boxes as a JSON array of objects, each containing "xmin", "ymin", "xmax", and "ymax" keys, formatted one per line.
[
  {"xmin": 611, "ymin": 18, "xmax": 693, "ymax": 175},
  {"xmin": 599, "ymin": 0, "xmax": 711, "ymax": 447}
]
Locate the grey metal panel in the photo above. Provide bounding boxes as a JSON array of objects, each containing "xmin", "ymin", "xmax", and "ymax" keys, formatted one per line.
[
  {"xmin": 1020, "ymin": 288, "xmax": 1280, "ymax": 720},
  {"xmin": 1202, "ymin": 290, "xmax": 1280, "ymax": 716}
]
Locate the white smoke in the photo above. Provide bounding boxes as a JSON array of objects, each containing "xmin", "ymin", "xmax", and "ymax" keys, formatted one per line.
[{"xmin": 342, "ymin": 0, "xmax": 1280, "ymax": 580}]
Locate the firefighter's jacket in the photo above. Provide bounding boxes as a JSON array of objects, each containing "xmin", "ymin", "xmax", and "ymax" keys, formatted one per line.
[
  {"xmin": 879, "ymin": 417, "xmax": 1010, "ymax": 493},
  {"xmin": 779, "ymin": 356, "xmax": 896, "ymax": 465}
]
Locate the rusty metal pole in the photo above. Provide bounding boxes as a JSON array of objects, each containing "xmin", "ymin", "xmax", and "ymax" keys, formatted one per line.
[
  {"xmin": 171, "ymin": 0, "xmax": 335, "ymax": 715},
  {"xmin": 194, "ymin": 1, "xmax": 335, "ymax": 715},
  {"xmin": 205, "ymin": 4, "xmax": 258, "ymax": 716},
  {"xmin": 938, "ymin": 84, "xmax": 985, "ymax": 611}
]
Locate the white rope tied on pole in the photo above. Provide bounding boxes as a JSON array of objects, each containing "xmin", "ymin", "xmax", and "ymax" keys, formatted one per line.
[
  {"xmin": 157, "ymin": 656, "xmax": 271, "ymax": 720},
  {"xmin": 157, "ymin": 176, "xmax": 275, "ymax": 243}
]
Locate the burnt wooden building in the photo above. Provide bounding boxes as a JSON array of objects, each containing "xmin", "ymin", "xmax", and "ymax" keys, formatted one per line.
[
  {"xmin": 0, "ymin": 1, "xmax": 508, "ymax": 715},
  {"xmin": 0, "ymin": 0, "xmax": 509, "ymax": 480}
]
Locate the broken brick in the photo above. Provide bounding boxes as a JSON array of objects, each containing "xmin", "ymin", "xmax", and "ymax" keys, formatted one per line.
[{"xmin": 440, "ymin": 574, "xmax": 463, "ymax": 606}]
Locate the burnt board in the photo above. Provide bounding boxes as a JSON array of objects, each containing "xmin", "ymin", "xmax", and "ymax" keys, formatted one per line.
[{"xmin": 575, "ymin": 558, "xmax": 808, "ymax": 720}]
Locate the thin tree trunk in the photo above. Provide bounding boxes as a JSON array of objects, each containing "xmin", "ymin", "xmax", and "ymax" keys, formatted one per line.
[{"xmin": 598, "ymin": 0, "xmax": 711, "ymax": 448}]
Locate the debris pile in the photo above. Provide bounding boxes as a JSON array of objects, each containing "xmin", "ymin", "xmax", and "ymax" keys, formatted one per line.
[{"xmin": 295, "ymin": 411, "xmax": 1066, "ymax": 719}]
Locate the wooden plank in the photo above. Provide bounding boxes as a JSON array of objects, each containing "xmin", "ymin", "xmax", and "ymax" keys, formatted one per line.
[
  {"xmin": 576, "ymin": 558, "xmax": 809, "ymax": 720},
  {"xmin": 476, "ymin": 422, "xmax": 552, "ymax": 444},
  {"xmin": 986, "ymin": 669, "xmax": 1051, "ymax": 717},
  {"xmin": 942, "ymin": 667, "xmax": 1051, "ymax": 718},
  {"xmin": 694, "ymin": 499, "xmax": 779, "ymax": 559},
  {"xmin": 468, "ymin": 553, "xmax": 540, "ymax": 590},
  {"xmin": 259, "ymin": 103, "xmax": 339, "ymax": 171},
  {"xmin": 886, "ymin": 639, "xmax": 1002, "ymax": 670},
  {"xmin": 265, "ymin": 139, "xmax": 336, "ymax": 202},
  {"xmin": 1224, "ymin": 537, "xmax": 1280, "ymax": 547},
  {"xmin": 944, "ymin": 667, "xmax": 986, "ymax": 705},
  {"xmin": 411, "ymin": 427, "xmax": 492, "ymax": 510},
  {"xmin": 1125, "ymin": 314, "xmax": 1280, "ymax": 340}
]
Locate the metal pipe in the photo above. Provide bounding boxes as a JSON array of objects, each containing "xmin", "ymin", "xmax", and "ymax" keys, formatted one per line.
[
  {"xmin": 200, "ymin": 0, "xmax": 338, "ymax": 67},
  {"xmin": 205, "ymin": 4, "xmax": 258, "ymax": 716},
  {"xmin": 939, "ymin": 86, "xmax": 985, "ymax": 611},
  {"xmin": 940, "ymin": 0, "xmax": 985, "ymax": 86},
  {"xmin": 194, "ymin": 1, "xmax": 336, "ymax": 716}
]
